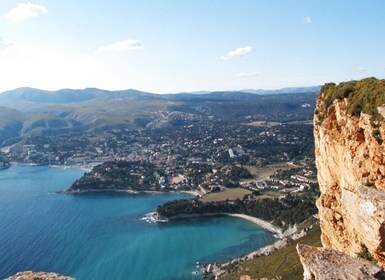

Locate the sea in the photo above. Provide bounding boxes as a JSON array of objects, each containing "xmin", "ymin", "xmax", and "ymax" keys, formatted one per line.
[{"xmin": 0, "ymin": 166, "xmax": 275, "ymax": 280}]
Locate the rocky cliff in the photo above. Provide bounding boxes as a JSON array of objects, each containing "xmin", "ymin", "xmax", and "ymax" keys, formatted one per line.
[
  {"xmin": 313, "ymin": 78, "xmax": 385, "ymax": 268},
  {"xmin": 297, "ymin": 244, "xmax": 384, "ymax": 280}
]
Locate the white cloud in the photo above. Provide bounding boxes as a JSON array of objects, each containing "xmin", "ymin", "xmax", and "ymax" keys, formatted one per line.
[
  {"xmin": 218, "ymin": 46, "xmax": 254, "ymax": 60},
  {"xmin": 304, "ymin": 16, "xmax": 312, "ymax": 24},
  {"xmin": 0, "ymin": 37, "xmax": 14, "ymax": 50},
  {"xmin": 4, "ymin": 2, "xmax": 47, "ymax": 22},
  {"xmin": 358, "ymin": 67, "xmax": 367, "ymax": 72},
  {"xmin": 237, "ymin": 71, "xmax": 259, "ymax": 77},
  {"xmin": 97, "ymin": 39, "xmax": 143, "ymax": 52}
]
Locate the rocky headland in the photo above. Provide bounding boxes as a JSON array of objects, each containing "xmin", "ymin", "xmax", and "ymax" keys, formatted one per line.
[{"xmin": 297, "ymin": 78, "xmax": 385, "ymax": 279}]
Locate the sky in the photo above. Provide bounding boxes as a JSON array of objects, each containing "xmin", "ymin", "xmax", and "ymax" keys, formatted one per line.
[{"xmin": 0, "ymin": 0, "xmax": 385, "ymax": 93}]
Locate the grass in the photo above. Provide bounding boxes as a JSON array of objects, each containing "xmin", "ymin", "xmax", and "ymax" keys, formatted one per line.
[
  {"xmin": 257, "ymin": 163, "xmax": 297, "ymax": 181},
  {"xmin": 241, "ymin": 121, "xmax": 282, "ymax": 127},
  {"xmin": 222, "ymin": 222, "xmax": 322, "ymax": 280},
  {"xmin": 200, "ymin": 187, "xmax": 252, "ymax": 202}
]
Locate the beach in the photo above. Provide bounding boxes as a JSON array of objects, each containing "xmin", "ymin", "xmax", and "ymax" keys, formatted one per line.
[
  {"xmin": 226, "ymin": 213, "xmax": 283, "ymax": 238},
  {"xmin": 154, "ymin": 211, "xmax": 283, "ymax": 238}
]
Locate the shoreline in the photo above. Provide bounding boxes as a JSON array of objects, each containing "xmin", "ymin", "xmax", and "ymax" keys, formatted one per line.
[
  {"xmin": 226, "ymin": 213, "xmax": 283, "ymax": 238},
  {"xmin": 49, "ymin": 164, "xmax": 93, "ymax": 172},
  {"xmin": 62, "ymin": 188, "xmax": 199, "ymax": 196},
  {"xmin": 10, "ymin": 162, "xmax": 94, "ymax": 172},
  {"xmin": 62, "ymin": 188, "xmax": 140, "ymax": 194},
  {"xmin": 154, "ymin": 212, "xmax": 283, "ymax": 238},
  {"xmin": 178, "ymin": 190, "xmax": 201, "ymax": 197}
]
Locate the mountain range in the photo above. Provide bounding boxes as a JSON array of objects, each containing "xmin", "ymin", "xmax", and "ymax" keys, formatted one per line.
[{"xmin": 0, "ymin": 86, "xmax": 320, "ymax": 147}]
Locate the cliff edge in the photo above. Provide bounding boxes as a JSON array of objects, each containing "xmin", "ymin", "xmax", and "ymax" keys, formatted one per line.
[
  {"xmin": 312, "ymin": 78, "xmax": 385, "ymax": 269},
  {"xmin": 297, "ymin": 244, "xmax": 384, "ymax": 280}
]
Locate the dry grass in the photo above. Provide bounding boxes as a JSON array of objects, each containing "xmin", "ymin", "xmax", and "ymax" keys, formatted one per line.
[
  {"xmin": 241, "ymin": 121, "xmax": 281, "ymax": 127},
  {"xmin": 257, "ymin": 163, "xmax": 297, "ymax": 181},
  {"xmin": 223, "ymin": 223, "xmax": 322, "ymax": 280},
  {"xmin": 171, "ymin": 175, "xmax": 187, "ymax": 185},
  {"xmin": 200, "ymin": 187, "xmax": 252, "ymax": 203}
]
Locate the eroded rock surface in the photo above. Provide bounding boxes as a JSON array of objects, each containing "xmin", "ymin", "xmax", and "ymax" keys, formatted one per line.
[
  {"xmin": 314, "ymin": 93, "xmax": 385, "ymax": 266},
  {"xmin": 297, "ymin": 244, "xmax": 384, "ymax": 280}
]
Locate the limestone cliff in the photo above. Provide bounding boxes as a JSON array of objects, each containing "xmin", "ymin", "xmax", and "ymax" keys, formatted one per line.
[
  {"xmin": 314, "ymin": 78, "xmax": 385, "ymax": 267},
  {"xmin": 297, "ymin": 244, "xmax": 384, "ymax": 280}
]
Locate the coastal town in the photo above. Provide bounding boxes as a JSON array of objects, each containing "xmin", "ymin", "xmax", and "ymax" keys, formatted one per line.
[
  {"xmin": 3, "ymin": 120, "xmax": 317, "ymax": 199},
  {"xmin": 0, "ymin": 102, "xmax": 320, "ymax": 279}
]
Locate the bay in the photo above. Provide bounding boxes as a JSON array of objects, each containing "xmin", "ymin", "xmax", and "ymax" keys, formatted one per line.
[{"xmin": 0, "ymin": 166, "xmax": 275, "ymax": 280}]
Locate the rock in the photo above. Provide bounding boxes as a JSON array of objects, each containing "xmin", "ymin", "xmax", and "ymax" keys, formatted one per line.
[
  {"xmin": 297, "ymin": 244, "xmax": 384, "ymax": 280},
  {"xmin": 314, "ymin": 92, "xmax": 385, "ymax": 267},
  {"xmin": 6, "ymin": 271, "xmax": 75, "ymax": 280},
  {"xmin": 239, "ymin": 276, "xmax": 273, "ymax": 280}
]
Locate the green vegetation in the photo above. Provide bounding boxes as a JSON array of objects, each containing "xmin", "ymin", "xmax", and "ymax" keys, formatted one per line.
[
  {"xmin": 0, "ymin": 88, "xmax": 317, "ymax": 147},
  {"xmin": 357, "ymin": 243, "xmax": 375, "ymax": 263},
  {"xmin": 157, "ymin": 192, "xmax": 318, "ymax": 230},
  {"xmin": 70, "ymin": 161, "xmax": 165, "ymax": 192},
  {"xmin": 222, "ymin": 222, "xmax": 321, "ymax": 280},
  {"xmin": 319, "ymin": 77, "xmax": 385, "ymax": 123}
]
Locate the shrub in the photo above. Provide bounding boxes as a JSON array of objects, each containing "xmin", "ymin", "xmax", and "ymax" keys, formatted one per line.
[{"xmin": 319, "ymin": 78, "xmax": 385, "ymax": 124}]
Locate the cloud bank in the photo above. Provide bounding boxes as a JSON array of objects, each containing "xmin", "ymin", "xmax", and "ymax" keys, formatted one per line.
[
  {"xmin": 4, "ymin": 2, "xmax": 47, "ymax": 22},
  {"xmin": 97, "ymin": 39, "xmax": 143, "ymax": 52}
]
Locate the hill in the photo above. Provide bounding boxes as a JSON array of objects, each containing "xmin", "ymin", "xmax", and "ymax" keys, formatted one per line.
[{"xmin": 0, "ymin": 87, "xmax": 319, "ymax": 146}]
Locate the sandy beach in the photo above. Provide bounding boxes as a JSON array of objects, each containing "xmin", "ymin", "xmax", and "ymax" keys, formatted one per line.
[
  {"xmin": 178, "ymin": 190, "xmax": 201, "ymax": 196},
  {"xmin": 226, "ymin": 213, "xmax": 283, "ymax": 238},
  {"xmin": 154, "ymin": 211, "xmax": 283, "ymax": 238}
]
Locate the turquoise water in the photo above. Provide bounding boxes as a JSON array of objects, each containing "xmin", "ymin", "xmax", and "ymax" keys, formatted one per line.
[{"xmin": 0, "ymin": 166, "xmax": 275, "ymax": 280}]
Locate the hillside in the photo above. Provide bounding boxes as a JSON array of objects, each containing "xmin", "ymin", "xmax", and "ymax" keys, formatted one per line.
[{"xmin": 0, "ymin": 87, "xmax": 318, "ymax": 146}]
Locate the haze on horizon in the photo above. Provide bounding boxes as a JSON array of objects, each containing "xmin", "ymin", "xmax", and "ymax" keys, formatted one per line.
[{"xmin": 0, "ymin": 0, "xmax": 384, "ymax": 93}]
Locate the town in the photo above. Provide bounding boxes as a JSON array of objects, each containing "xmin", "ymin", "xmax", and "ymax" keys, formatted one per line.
[{"xmin": 4, "ymin": 119, "xmax": 318, "ymax": 199}]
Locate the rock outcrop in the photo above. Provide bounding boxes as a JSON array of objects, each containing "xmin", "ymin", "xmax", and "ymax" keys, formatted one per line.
[
  {"xmin": 6, "ymin": 271, "xmax": 74, "ymax": 280},
  {"xmin": 313, "ymin": 78, "xmax": 385, "ymax": 268},
  {"xmin": 297, "ymin": 244, "xmax": 384, "ymax": 280}
]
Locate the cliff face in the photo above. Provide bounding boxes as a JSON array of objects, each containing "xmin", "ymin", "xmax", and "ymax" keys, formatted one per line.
[
  {"xmin": 314, "ymin": 80, "xmax": 385, "ymax": 267},
  {"xmin": 297, "ymin": 244, "xmax": 384, "ymax": 280}
]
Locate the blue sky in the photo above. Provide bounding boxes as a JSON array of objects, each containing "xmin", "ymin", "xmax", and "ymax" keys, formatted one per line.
[{"xmin": 0, "ymin": 1, "xmax": 384, "ymax": 93}]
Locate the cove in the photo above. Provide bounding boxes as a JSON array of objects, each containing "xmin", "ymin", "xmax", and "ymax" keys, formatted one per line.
[{"xmin": 0, "ymin": 166, "xmax": 275, "ymax": 280}]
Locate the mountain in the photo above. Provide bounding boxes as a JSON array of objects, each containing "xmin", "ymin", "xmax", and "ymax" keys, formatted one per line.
[
  {"xmin": 239, "ymin": 86, "xmax": 321, "ymax": 95},
  {"xmin": 0, "ymin": 86, "xmax": 319, "ymax": 146},
  {"xmin": 0, "ymin": 86, "xmax": 321, "ymax": 109},
  {"xmin": 0, "ymin": 87, "xmax": 158, "ymax": 110}
]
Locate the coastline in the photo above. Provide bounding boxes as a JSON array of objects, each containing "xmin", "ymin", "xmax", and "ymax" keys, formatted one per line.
[
  {"xmin": 49, "ymin": 164, "xmax": 93, "ymax": 172},
  {"xmin": 62, "ymin": 188, "xmax": 199, "ymax": 196},
  {"xmin": 226, "ymin": 213, "xmax": 283, "ymax": 238},
  {"xmin": 10, "ymin": 162, "xmax": 93, "ymax": 172},
  {"xmin": 178, "ymin": 190, "xmax": 201, "ymax": 197},
  {"xmin": 154, "ymin": 212, "xmax": 283, "ymax": 238},
  {"xmin": 62, "ymin": 188, "xmax": 140, "ymax": 194}
]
